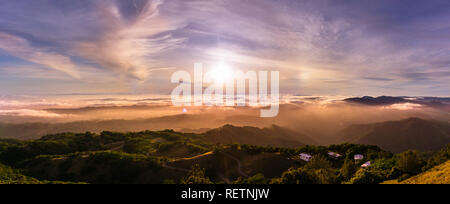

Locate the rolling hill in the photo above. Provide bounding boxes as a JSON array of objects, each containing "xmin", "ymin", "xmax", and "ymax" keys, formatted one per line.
[
  {"xmin": 203, "ymin": 125, "xmax": 317, "ymax": 148},
  {"xmin": 1, "ymin": 128, "xmax": 448, "ymax": 184},
  {"xmin": 383, "ymin": 161, "xmax": 450, "ymax": 184},
  {"xmin": 400, "ymin": 161, "xmax": 450, "ymax": 184},
  {"xmin": 0, "ymin": 162, "xmax": 42, "ymax": 184},
  {"xmin": 338, "ymin": 118, "xmax": 450, "ymax": 153}
]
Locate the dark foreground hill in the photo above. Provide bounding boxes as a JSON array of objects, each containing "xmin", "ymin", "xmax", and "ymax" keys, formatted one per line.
[
  {"xmin": 203, "ymin": 125, "xmax": 317, "ymax": 148},
  {"xmin": 0, "ymin": 129, "xmax": 448, "ymax": 184},
  {"xmin": 338, "ymin": 118, "xmax": 450, "ymax": 153}
]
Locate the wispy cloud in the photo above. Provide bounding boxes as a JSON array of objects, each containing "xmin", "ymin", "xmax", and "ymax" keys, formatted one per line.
[
  {"xmin": 0, "ymin": 0, "xmax": 449, "ymax": 96},
  {"xmin": 0, "ymin": 109, "xmax": 67, "ymax": 118},
  {"xmin": 0, "ymin": 32, "xmax": 80, "ymax": 78},
  {"xmin": 76, "ymin": 0, "xmax": 185, "ymax": 80},
  {"xmin": 0, "ymin": 0, "xmax": 184, "ymax": 81}
]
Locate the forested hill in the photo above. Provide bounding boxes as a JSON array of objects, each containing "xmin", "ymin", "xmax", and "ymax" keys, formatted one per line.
[{"xmin": 0, "ymin": 129, "xmax": 448, "ymax": 184}]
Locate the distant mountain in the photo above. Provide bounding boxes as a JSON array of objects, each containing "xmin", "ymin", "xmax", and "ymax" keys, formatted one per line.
[
  {"xmin": 420, "ymin": 97, "xmax": 450, "ymax": 103},
  {"xmin": 343, "ymin": 96, "xmax": 450, "ymax": 109},
  {"xmin": 344, "ymin": 96, "xmax": 410, "ymax": 106},
  {"xmin": 338, "ymin": 118, "xmax": 450, "ymax": 153},
  {"xmin": 0, "ymin": 114, "xmax": 222, "ymax": 140},
  {"xmin": 203, "ymin": 125, "xmax": 317, "ymax": 148}
]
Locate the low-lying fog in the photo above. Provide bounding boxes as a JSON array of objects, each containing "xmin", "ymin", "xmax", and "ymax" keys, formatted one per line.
[{"xmin": 0, "ymin": 95, "xmax": 449, "ymax": 143}]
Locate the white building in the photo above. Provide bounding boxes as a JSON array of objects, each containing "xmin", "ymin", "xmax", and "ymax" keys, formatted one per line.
[
  {"xmin": 328, "ymin": 152, "xmax": 342, "ymax": 159},
  {"xmin": 361, "ymin": 161, "xmax": 371, "ymax": 168},
  {"xmin": 300, "ymin": 153, "xmax": 312, "ymax": 162},
  {"xmin": 354, "ymin": 154, "xmax": 364, "ymax": 161}
]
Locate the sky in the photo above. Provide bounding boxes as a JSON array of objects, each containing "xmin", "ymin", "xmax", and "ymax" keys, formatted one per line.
[{"xmin": 0, "ymin": 0, "xmax": 449, "ymax": 97}]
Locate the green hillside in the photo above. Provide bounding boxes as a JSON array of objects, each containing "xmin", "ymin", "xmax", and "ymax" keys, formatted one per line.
[
  {"xmin": 0, "ymin": 162, "xmax": 43, "ymax": 184},
  {"xmin": 0, "ymin": 162, "xmax": 79, "ymax": 184},
  {"xmin": 401, "ymin": 161, "xmax": 450, "ymax": 184},
  {"xmin": 383, "ymin": 161, "xmax": 450, "ymax": 184},
  {"xmin": 0, "ymin": 128, "xmax": 448, "ymax": 184}
]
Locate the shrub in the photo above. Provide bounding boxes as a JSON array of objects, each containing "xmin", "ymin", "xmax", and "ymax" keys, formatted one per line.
[
  {"xmin": 180, "ymin": 164, "xmax": 213, "ymax": 184},
  {"xmin": 347, "ymin": 169, "xmax": 384, "ymax": 184},
  {"xmin": 274, "ymin": 168, "xmax": 317, "ymax": 184},
  {"xmin": 234, "ymin": 173, "xmax": 269, "ymax": 184}
]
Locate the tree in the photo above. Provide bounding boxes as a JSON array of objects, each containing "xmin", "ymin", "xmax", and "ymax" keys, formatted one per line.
[
  {"xmin": 347, "ymin": 169, "xmax": 383, "ymax": 184},
  {"xmin": 273, "ymin": 168, "xmax": 316, "ymax": 184},
  {"xmin": 304, "ymin": 154, "xmax": 333, "ymax": 170},
  {"xmin": 234, "ymin": 173, "xmax": 268, "ymax": 184},
  {"xmin": 340, "ymin": 159, "xmax": 357, "ymax": 181},
  {"xmin": 396, "ymin": 150, "xmax": 422, "ymax": 175},
  {"xmin": 300, "ymin": 155, "xmax": 339, "ymax": 184},
  {"xmin": 180, "ymin": 164, "xmax": 213, "ymax": 184},
  {"xmin": 314, "ymin": 169, "xmax": 337, "ymax": 184}
]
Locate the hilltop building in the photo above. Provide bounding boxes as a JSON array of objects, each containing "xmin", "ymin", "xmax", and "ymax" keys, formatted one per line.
[
  {"xmin": 328, "ymin": 152, "xmax": 342, "ymax": 159},
  {"xmin": 300, "ymin": 153, "xmax": 312, "ymax": 162},
  {"xmin": 361, "ymin": 161, "xmax": 371, "ymax": 168},
  {"xmin": 354, "ymin": 154, "xmax": 364, "ymax": 161}
]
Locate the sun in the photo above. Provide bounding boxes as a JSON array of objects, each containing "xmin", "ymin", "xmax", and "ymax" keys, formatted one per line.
[{"xmin": 208, "ymin": 62, "xmax": 234, "ymax": 84}]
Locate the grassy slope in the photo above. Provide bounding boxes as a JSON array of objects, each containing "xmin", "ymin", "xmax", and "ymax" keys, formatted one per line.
[
  {"xmin": 383, "ymin": 161, "xmax": 450, "ymax": 184},
  {"xmin": 0, "ymin": 162, "xmax": 77, "ymax": 184},
  {"xmin": 0, "ymin": 163, "xmax": 42, "ymax": 184},
  {"xmin": 401, "ymin": 161, "xmax": 450, "ymax": 184}
]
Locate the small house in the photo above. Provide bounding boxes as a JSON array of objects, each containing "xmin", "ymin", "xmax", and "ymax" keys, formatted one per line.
[
  {"xmin": 300, "ymin": 153, "xmax": 312, "ymax": 162},
  {"xmin": 354, "ymin": 154, "xmax": 364, "ymax": 161},
  {"xmin": 328, "ymin": 152, "xmax": 342, "ymax": 159},
  {"xmin": 361, "ymin": 161, "xmax": 371, "ymax": 168}
]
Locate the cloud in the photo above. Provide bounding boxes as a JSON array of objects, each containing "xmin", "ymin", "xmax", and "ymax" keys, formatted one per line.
[
  {"xmin": 0, "ymin": 0, "xmax": 449, "ymax": 96},
  {"xmin": 76, "ymin": 0, "xmax": 185, "ymax": 80},
  {"xmin": 363, "ymin": 77, "xmax": 395, "ymax": 82},
  {"xmin": 0, "ymin": 109, "xmax": 67, "ymax": 118},
  {"xmin": 0, "ymin": 32, "xmax": 80, "ymax": 78},
  {"xmin": 0, "ymin": 0, "xmax": 185, "ymax": 81}
]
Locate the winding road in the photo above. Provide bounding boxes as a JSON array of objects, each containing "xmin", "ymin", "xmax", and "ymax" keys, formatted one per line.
[
  {"xmin": 161, "ymin": 150, "xmax": 249, "ymax": 183},
  {"xmin": 220, "ymin": 152, "xmax": 249, "ymax": 178}
]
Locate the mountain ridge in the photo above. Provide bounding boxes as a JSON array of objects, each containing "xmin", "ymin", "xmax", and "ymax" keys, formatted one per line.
[
  {"xmin": 343, "ymin": 96, "xmax": 450, "ymax": 109},
  {"xmin": 203, "ymin": 124, "xmax": 317, "ymax": 148},
  {"xmin": 338, "ymin": 118, "xmax": 450, "ymax": 153}
]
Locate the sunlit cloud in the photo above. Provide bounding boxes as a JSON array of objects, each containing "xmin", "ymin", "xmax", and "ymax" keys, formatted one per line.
[
  {"xmin": 0, "ymin": 0, "xmax": 448, "ymax": 96},
  {"xmin": 383, "ymin": 103, "xmax": 423, "ymax": 111}
]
